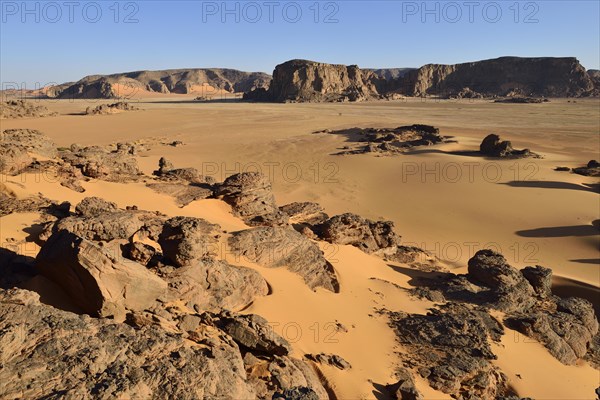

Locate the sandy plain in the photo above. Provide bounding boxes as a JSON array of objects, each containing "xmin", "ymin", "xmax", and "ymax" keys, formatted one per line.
[{"xmin": 1, "ymin": 96, "xmax": 598, "ymax": 399}]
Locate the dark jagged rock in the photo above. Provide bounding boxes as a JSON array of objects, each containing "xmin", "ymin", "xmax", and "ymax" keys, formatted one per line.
[
  {"xmin": 467, "ymin": 250, "xmax": 536, "ymax": 311},
  {"xmin": 229, "ymin": 226, "xmax": 339, "ymax": 292},
  {"xmin": 273, "ymin": 387, "xmax": 321, "ymax": 400},
  {"xmin": 320, "ymin": 124, "xmax": 447, "ymax": 156},
  {"xmin": 158, "ymin": 216, "xmax": 220, "ymax": 268},
  {"xmin": 520, "ymin": 265, "xmax": 553, "ymax": 297},
  {"xmin": 573, "ymin": 160, "xmax": 600, "ymax": 177},
  {"xmin": 125, "ymin": 241, "xmax": 157, "ymax": 266},
  {"xmin": 479, "ymin": 134, "xmax": 536, "ymax": 158},
  {"xmin": 217, "ymin": 172, "xmax": 287, "ymax": 226},
  {"xmin": 152, "ymin": 157, "xmax": 216, "ymax": 185},
  {"xmin": 494, "ymin": 97, "xmax": 548, "ymax": 103},
  {"xmin": 387, "ymin": 303, "xmax": 508, "ymax": 399},
  {"xmin": 35, "ymin": 230, "xmax": 168, "ymax": 317}
]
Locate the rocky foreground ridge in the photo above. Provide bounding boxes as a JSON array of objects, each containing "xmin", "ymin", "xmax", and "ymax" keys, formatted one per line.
[
  {"xmin": 0, "ymin": 128, "xmax": 598, "ymax": 399},
  {"xmin": 244, "ymin": 57, "xmax": 599, "ymax": 102}
]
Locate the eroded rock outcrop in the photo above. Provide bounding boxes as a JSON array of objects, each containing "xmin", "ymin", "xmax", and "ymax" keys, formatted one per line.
[
  {"xmin": 218, "ymin": 172, "xmax": 287, "ymax": 226},
  {"xmin": 0, "ymin": 100, "xmax": 58, "ymax": 119},
  {"xmin": 229, "ymin": 226, "xmax": 339, "ymax": 292},
  {"xmin": 387, "ymin": 303, "xmax": 509, "ymax": 399},
  {"xmin": 158, "ymin": 216, "xmax": 220, "ymax": 268},
  {"xmin": 0, "ymin": 288, "xmax": 256, "ymax": 399},
  {"xmin": 85, "ymin": 102, "xmax": 139, "ymax": 115},
  {"xmin": 408, "ymin": 249, "xmax": 599, "ymax": 366},
  {"xmin": 245, "ymin": 59, "xmax": 379, "ymax": 103},
  {"xmin": 35, "ymin": 230, "xmax": 168, "ymax": 317},
  {"xmin": 61, "ymin": 144, "xmax": 142, "ymax": 182}
]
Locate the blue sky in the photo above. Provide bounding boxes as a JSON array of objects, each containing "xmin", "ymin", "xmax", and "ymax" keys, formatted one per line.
[{"xmin": 1, "ymin": 0, "xmax": 599, "ymax": 87}]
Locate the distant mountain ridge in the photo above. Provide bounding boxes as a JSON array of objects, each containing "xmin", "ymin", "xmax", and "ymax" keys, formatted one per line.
[
  {"xmin": 44, "ymin": 57, "xmax": 599, "ymax": 100},
  {"xmin": 46, "ymin": 68, "xmax": 272, "ymax": 99}
]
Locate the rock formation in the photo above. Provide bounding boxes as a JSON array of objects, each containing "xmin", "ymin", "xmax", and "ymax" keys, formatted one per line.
[
  {"xmin": 244, "ymin": 59, "xmax": 379, "ymax": 102},
  {"xmin": 401, "ymin": 56, "xmax": 595, "ymax": 98},
  {"xmin": 316, "ymin": 124, "xmax": 447, "ymax": 155},
  {"xmin": 0, "ymin": 100, "xmax": 58, "ymax": 119},
  {"xmin": 229, "ymin": 226, "xmax": 339, "ymax": 292},
  {"xmin": 36, "ymin": 230, "xmax": 168, "ymax": 317},
  {"xmin": 217, "ymin": 172, "xmax": 287, "ymax": 226},
  {"xmin": 573, "ymin": 160, "xmax": 600, "ymax": 177},
  {"xmin": 85, "ymin": 102, "xmax": 139, "ymax": 115},
  {"xmin": 479, "ymin": 134, "xmax": 537, "ymax": 158}
]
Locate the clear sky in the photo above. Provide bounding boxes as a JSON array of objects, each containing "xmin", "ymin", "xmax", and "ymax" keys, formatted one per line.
[{"xmin": 1, "ymin": 0, "xmax": 599, "ymax": 87}]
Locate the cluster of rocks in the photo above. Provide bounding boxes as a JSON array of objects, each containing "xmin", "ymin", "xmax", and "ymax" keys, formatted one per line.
[
  {"xmin": 315, "ymin": 124, "xmax": 448, "ymax": 156},
  {"xmin": 556, "ymin": 160, "xmax": 600, "ymax": 177},
  {"xmin": 0, "ymin": 190, "xmax": 332, "ymax": 398},
  {"xmin": 0, "ymin": 129, "xmax": 147, "ymax": 191},
  {"xmin": 479, "ymin": 134, "xmax": 538, "ymax": 158},
  {"xmin": 448, "ymin": 87, "xmax": 484, "ymax": 99},
  {"xmin": 85, "ymin": 102, "xmax": 139, "ymax": 115},
  {"xmin": 0, "ymin": 99, "xmax": 58, "ymax": 119},
  {"xmin": 383, "ymin": 249, "xmax": 599, "ymax": 399},
  {"xmin": 407, "ymin": 250, "xmax": 598, "ymax": 362},
  {"xmin": 494, "ymin": 97, "xmax": 549, "ymax": 104}
]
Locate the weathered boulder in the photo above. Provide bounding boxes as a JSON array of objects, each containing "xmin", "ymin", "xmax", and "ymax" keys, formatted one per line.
[
  {"xmin": 147, "ymin": 182, "xmax": 213, "ymax": 207},
  {"xmin": 74, "ymin": 196, "xmax": 118, "ymax": 217},
  {"xmin": 216, "ymin": 313, "xmax": 291, "ymax": 356},
  {"xmin": 280, "ymin": 201, "xmax": 329, "ymax": 225},
  {"xmin": 467, "ymin": 249, "xmax": 536, "ymax": 311},
  {"xmin": 35, "ymin": 230, "xmax": 167, "ymax": 317},
  {"xmin": 229, "ymin": 226, "xmax": 339, "ymax": 292},
  {"xmin": 165, "ymin": 258, "xmax": 269, "ymax": 312},
  {"xmin": 317, "ymin": 213, "xmax": 401, "ymax": 254},
  {"xmin": 158, "ymin": 216, "xmax": 220, "ymax": 268},
  {"xmin": 218, "ymin": 172, "xmax": 287, "ymax": 226},
  {"xmin": 55, "ymin": 211, "xmax": 143, "ymax": 242}
]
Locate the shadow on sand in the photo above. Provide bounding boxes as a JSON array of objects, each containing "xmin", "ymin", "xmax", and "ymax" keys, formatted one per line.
[
  {"xmin": 502, "ymin": 180, "xmax": 599, "ymax": 193},
  {"xmin": 516, "ymin": 220, "xmax": 600, "ymax": 238}
]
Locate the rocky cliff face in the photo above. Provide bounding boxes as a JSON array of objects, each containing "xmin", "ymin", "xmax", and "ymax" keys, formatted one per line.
[
  {"xmin": 401, "ymin": 57, "xmax": 595, "ymax": 97},
  {"xmin": 245, "ymin": 59, "xmax": 379, "ymax": 103},
  {"xmin": 50, "ymin": 69, "xmax": 271, "ymax": 99},
  {"xmin": 245, "ymin": 57, "xmax": 597, "ymax": 102}
]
